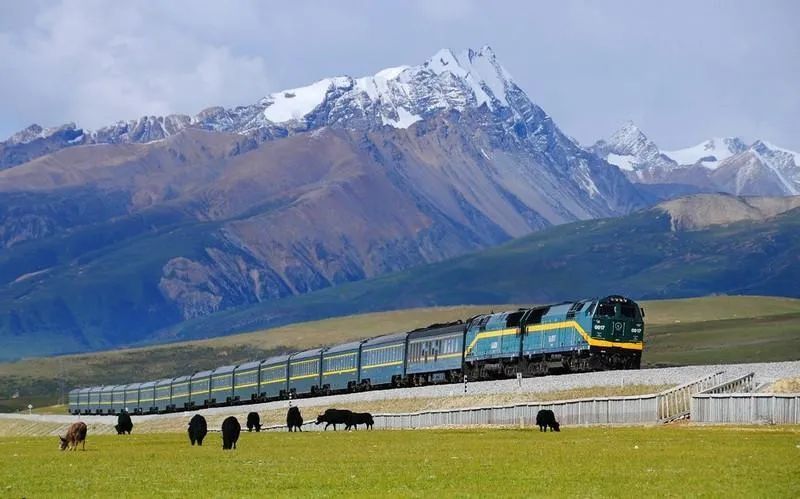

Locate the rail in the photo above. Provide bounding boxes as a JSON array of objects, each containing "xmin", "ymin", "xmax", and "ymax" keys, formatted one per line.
[
  {"xmin": 691, "ymin": 393, "xmax": 800, "ymax": 424},
  {"xmin": 655, "ymin": 371, "xmax": 725, "ymax": 421}
]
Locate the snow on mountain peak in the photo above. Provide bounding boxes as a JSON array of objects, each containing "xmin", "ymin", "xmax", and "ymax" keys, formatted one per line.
[
  {"xmin": 663, "ymin": 137, "xmax": 747, "ymax": 169},
  {"xmin": 257, "ymin": 46, "xmax": 518, "ymax": 128}
]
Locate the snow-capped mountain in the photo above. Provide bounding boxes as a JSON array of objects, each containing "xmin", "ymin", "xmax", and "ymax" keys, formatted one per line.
[
  {"xmin": 3, "ymin": 46, "xmax": 552, "ymax": 160},
  {"xmin": 0, "ymin": 47, "xmax": 650, "ymax": 354},
  {"xmin": 664, "ymin": 137, "xmax": 748, "ymax": 169},
  {"xmin": 591, "ymin": 123, "xmax": 800, "ymax": 196}
]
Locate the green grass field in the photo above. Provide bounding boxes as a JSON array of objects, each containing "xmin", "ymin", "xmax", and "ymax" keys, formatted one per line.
[
  {"xmin": 0, "ymin": 427, "xmax": 797, "ymax": 497},
  {"xmin": 1, "ymin": 296, "xmax": 799, "ymax": 412}
]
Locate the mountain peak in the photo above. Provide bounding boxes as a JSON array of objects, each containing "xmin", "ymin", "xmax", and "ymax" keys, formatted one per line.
[{"xmin": 609, "ymin": 121, "xmax": 647, "ymax": 143}]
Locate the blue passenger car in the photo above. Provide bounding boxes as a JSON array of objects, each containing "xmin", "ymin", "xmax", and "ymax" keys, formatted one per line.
[
  {"xmin": 188, "ymin": 370, "xmax": 212, "ymax": 409},
  {"xmin": 138, "ymin": 381, "xmax": 157, "ymax": 414},
  {"xmin": 88, "ymin": 386, "xmax": 104, "ymax": 415},
  {"xmin": 154, "ymin": 378, "xmax": 172, "ymax": 413},
  {"xmin": 169, "ymin": 375, "xmax": 191, "ymax": 411},
  {"xmin": 99, "ymin": 385, "xmax": 114, "ymax": 414},
  {"xmin": 123, "ymin": 383, "xmax": 141, "ymax": 414},
  {"xmin": 259, "ymin": 355, "xmax": 289, "ymax": 400},
  {"xmin": 111, "ymin": 384, "xmax": 128, "ymax": 414},
  {"xmin": 321, "ymin": 340, "xmax": 363, "ymax": 394},
  {"xmin": 78, "ymin": 387, "xmax": 92, "ymax": 415},
  {"xmin": 233, "ymin": 361, "xmax": 261, "ymax": 402},
  {"xmin": 406, "ymin": 322, "xmax": 466, "ymax": 385},
  {"xmin": 359, "ymin": 332, "xmax": 408, "ymax": 388},
  {"xmin": 68, "ymin": 388, "xmax": 80, "ymax": 415},
  {"xmin": 210, "ymin": 365, "xmax": 236, "ymax": 406},
  {"xmin": 289, "ymin": 348, "xmax": 325, "ymax": 397}
]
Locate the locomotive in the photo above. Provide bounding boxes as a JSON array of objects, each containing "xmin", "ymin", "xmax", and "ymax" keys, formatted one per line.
[{"xmin": 68, "ymin": 295, "xmax": 644, "ymax": 415}]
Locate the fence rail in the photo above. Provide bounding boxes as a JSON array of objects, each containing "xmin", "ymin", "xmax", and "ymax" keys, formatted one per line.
[
  {"xmin": 691, "ymin": 393, "xmax": 800, "ymax": 424},
  {"xmin": 655, "ymin": 371, "xmax": 726, "ymax": 421}
]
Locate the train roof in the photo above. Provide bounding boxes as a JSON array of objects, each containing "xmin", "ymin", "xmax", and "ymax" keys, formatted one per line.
[
  {"xmin": 324, "ymin": 340, "xmax": 364, "ymax": 354},
  {"xmin": 291, "ymin": 348, "xmax": 326, "ymax": 361},
  {"xmin": 407, "ymin": 322, "xmax": 465, "ymax": 340},
  {"xmin": 140, "ymin": 381, "xmax": 157, "ymax": 389},
  {"xmin": 171, "ymin": 375, "xmax": 191, "ymax": 383},
  {"xmin": 111, "ymin": 384, "xmax": 127, "ymax": 391},
  {"xmin": 362, "ymin": 331, "xmax": 408, "ymax": 347},
  {"xmin": 211, "ymin": 365, "xmax": 237, "ymax": 375},
  {"xmin": 78, "ymin": 387, "xmax": 92, "ymax": 394},
  {"xmin": 191, "ymin": 370, "xmax": 213, "ymax": 379},
  {"xmin": 89, "ymin": 386, "xmax": 105, "ymax": 393},
  {"xmin": 260, "ymin": 354, "xmax": 291, "ymax": 367},
  {"xmin": 124, "ymin": 382, "xmax": 143, "ymax": 390},
  {"xmin": 236, "ymin": 360, "xmax": 262, "ymax": 371},
  {"xmin": 155, "ymin": 378, "xmax": 173, "ymax": 387}
]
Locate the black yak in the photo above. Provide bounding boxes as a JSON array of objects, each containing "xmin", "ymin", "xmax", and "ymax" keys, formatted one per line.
[
  {"xmin": 59, "ymin": 421, "xmax": 87, "ymax": 451},
  {"xmin": 536, "ymin": 409, "xmax": 560, "ymax": 432},
  {"xmin": 188, "ymin": 414, "xmax": 208, "ymax": 446},
  {"xmin": 315, "ymin": 408, "xmax": 353, "ymax": 431},
  {"xmin": 246, "ymin": 412, "xmax": 261, "ymax": 432},
  {"xmin": 115, "ymin": 411, "xmax": 133, "ymax": 435},
  {"xmin": 346, "ymin": 412, "xmax": 374, "ymax": 430},
  {"xmin": 221, "ymin": 416, "xmax": 241, "ymax": 450},
  {"xmin": 287, "ymin": 406, "xmax": 303, "ymax": 432}
]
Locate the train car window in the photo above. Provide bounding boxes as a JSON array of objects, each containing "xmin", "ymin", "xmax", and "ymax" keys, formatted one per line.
[
  {"xmin": 596, "ymin": 304, "xmax": 616, "ymax": 317},
  {"xmin": 506, "ymin": 312, "xmax": 524, "ymax": 328},
  {"xmin": 525, "ymin": 307, "xmax": 549, "ymax": 325},
  {"xmin": 575, "ymin": 303, "xmax": 585, "ymax": 312},
  {"xmin": 620, "ymin": 304, "xmax": 637, "ymax": 318}
]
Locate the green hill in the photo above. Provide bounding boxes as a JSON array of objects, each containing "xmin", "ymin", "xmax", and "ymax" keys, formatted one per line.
[{"xmin": 157, "ymin": 207, "xmax": 800, "ymax": 344}]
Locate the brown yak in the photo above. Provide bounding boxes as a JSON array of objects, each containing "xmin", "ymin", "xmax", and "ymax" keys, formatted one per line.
[{"xmin": 59, "ymin": 421, "xmax": 88, "ymax": 451}]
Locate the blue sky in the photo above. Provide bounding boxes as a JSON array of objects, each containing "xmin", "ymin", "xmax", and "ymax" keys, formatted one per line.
[{"xmin": 1, "ymin": 0, "xmax": 798, "ymax": 149}]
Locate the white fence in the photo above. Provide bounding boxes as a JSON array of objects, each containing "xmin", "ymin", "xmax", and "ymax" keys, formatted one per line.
[
  {"xmin": 655, "ymin": 371, "xmax": 726, "ymax": 421},
  {"xmin": 691, "ymin": 393, "xmax": 800, "ymax": 424}
]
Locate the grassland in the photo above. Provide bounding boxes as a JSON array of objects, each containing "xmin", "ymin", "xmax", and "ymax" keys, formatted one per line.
[
  {"xmin": 0, "ymin": 426, "xmax": 797, "ymax": 498},
  {"xmin": 1, "ymin": 296, "xmax": 799, "ymax": 412}
]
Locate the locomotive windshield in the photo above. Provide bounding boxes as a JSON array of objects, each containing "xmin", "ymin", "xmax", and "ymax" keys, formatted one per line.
[
  {"xmin": 596, "ymin": 304, "xmax": 616, "ymax": 317},
  {"xmin": 620, "ymin": 304, "xmax": 638, "ymax": 318}
]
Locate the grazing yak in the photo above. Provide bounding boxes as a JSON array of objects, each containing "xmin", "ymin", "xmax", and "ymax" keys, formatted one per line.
[
  {"xmin": 315, "ymin": 408, "xmax": 353, "ymax": 431},
  {"xmin": 286, "ymin": 406, "xmax": 303, "ymax": 432},
  {"xmin": 246, "ymin": 412, "xmax": 262, "ymax": 432},
  {"xmin": 59, "ymin": 421, "xmax": 88, "ymax": 451},
  {"xmin": 346, "ymin": 412, "xmax": 374, "ymax": 430},
  {"xmin": 536, "ymin": 409, "xmax": 560, "ymax": 432},
  {"xmin": 188, "ymin": 414, "xmax": 208, "ymax": 446},
  {"xmin": 221, "ymin": 416, "xmax": 241, "ymax": 450},
  {"xmin": 115, "ymin": 411, "xmax": 133, "ymax": 435}
]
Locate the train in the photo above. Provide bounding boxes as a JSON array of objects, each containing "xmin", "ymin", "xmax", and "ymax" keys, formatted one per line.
[{"xmin": 68, "ymin": 295, "xmax": 645, "ymax": 415}]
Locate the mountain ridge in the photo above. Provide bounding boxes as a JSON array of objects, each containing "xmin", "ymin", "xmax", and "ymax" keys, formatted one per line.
[{"xmin": 591, "ymin": 123, "xmax": 800, "ymax": 196}]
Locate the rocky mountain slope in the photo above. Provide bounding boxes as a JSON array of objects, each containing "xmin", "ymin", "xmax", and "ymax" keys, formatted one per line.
[
  {"xmin": 0, "ymin": 47, "xmax": 648, "ymax": 356},
  {"xmin": 150, "ymin": 193, "xmax": 800, "ymax": 347},
  {"xmin": 591, "ymin": 122, "xmax": 800, "ymax": 197}
]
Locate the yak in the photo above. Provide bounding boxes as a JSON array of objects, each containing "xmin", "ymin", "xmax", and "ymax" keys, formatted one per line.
[
  {"xmin": 115, "ymin": 411, "xmax": 133, "ymax": 435},
  {"xmin": 315, "ymin": 408, "xmax": 353, "ymax": 431},
  {"xmin": 246, "ymin": 412, "xmax": 262, "ymax": 432},
  {"xmin": 346, "ymin": 412, "xmax": 374, "ymax": 430},
  {"xmin": 287, "ymin": 406, "xmax": 303, "ymax": 432},
  {"xmin": 221, "ymin": 416, "xmax": 241, "ymax": 450},
  {"xmin": 188, "ymin": 414, "xmax": 208, "ymax": 446},
  {"xmin": 536, "ymin": 409, "xmax": 560, "ymax": 432},
  {"xmin": 59, "ymin": 421, "xmax": 88, "ymax": 451}
]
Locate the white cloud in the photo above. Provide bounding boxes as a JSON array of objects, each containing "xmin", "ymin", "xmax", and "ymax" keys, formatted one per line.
[{"xmin": 0, "ymin": 0, "xmax": 272, "ymax": 132}]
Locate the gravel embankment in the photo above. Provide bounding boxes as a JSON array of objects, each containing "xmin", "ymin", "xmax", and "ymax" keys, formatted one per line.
[{"xmin": 2, "ymin": 361, "xmax": 798, "ymax": 435}]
